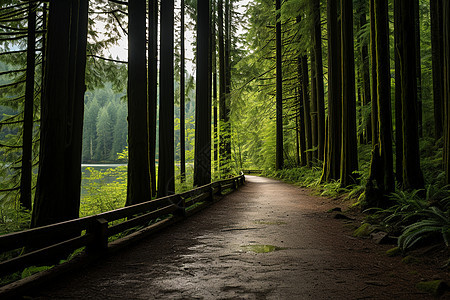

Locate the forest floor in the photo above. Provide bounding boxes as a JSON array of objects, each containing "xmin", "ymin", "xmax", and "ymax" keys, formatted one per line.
[{"xmin": 26, "ymin": 176, "xmax": 449, "ymax": 299}]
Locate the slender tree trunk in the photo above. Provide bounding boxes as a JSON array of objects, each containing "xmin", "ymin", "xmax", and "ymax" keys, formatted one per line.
[
  {"xmin": 212, "ymin": 0, "xmax": 218, "ymax": 175},
  {"xmin": 431, "ymin": 0, "xmax": 444, "ymax": 139},
  {"xmin": 218, "ymin": 0, "xmax": 231, "ymax": 175},
  {"xmin": 20, "ymin": 0, "xmax": 36, "ymax": 210},
  {"xmin": 148, "ymin": 0, "xmax": 158, "ymax": 196},
  {"xmin": 158, "ymin": 0, "xmax": 175, "ymax": 197},
  {"xmin": 322, "ymin": 0, "xmax": 341, "ymax": 181},
  {"xmin": 33, "ymin": 0, "xmax": 87, "ymax": 227},
  {"xmin": 180, "ymin": 0, "xmax": 186, "ymax": 183},
  {"xmin": 275, "ymin": 0, "xmax": 283, "ymax": 170},
  {"xmin": 194, "ymin": 0, "xmax": 212, "ymax": 186},
  {"xmin": 414, "ymin": 0, "xmax": 423, "ymax": 137},
  {"xmin": 312, "ymin": 0, "xmax": 325, "ymax": 161},
  {"xmin": 224, "ymin": 0, "xmax": 232, "ymax": 173},
  {"xmin": 370, "ymin": 0, "xmax": 378, "ymax": 146},
  {"xmin": 65, "ymin": 0, "xmax": 88, "ymax": 217},
  {"xmin": 310, "ymin": 51, "xmax": 318, "ymax": 162},
  {"xmin": 360, "ymin": 8, "xmax": 372, "ymax": 144},
  {"xmin": 399, "ymin": 0, "xmax": 424, "ymax": 190},
  {"xmin": 301, "ymin": 56, "xmax": 312, "ymax": 166},
  {"xmin": 394, "ymin": 0, "xmax": 403, "ymax": 185},
  {"xmin": 443, "ymin": 0, "xmax": 450, "ymax": 183},
  {"xmin": 366, "ymin": 0, "xmax": 394, "ymax": 206},
  {"xmin": 127, "ymin": 0, "xmax": 151, "ymax": 205},
  {"xmin": 340, "ymin": 0, "xmax": 358, "ymax": 187}
]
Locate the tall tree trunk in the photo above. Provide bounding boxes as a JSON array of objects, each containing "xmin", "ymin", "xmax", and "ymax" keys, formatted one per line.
[
  {"xmin": 180, "ymin": 0, "xmax": 186, "ymax": 183},
  {"xmin": 443, "ymin": 0, "xmax": 450, "ymax": 183},
  {"xmin": 398, "ymin": 0, "xmax": 424, "ymax": 190},
  {"xmin": 394, "ymin": 0, "xmax": 403, "ymax": 185},
  {"xmin": 275, "ymin": 0, "xmax": 283, "ymax": 170},
  {"xmin": 148, "ymin": 0, "xmax": 158, "ymax": 196},
  {"xmin": 218, "ymin": 0, "xmax": 230, "ymax": 175},
  {"xmin": 295, "ymin": 23, "xmax": 307, "ymax": 169},
  {"xmin": 366, "ymin": 0, "xmax": 394, "ymax": 206},
  {"xmin": 360, "ymin": 6, "xmax": 372, "ymax": 144},
  {"xmin": 310, "ymin": 51, "xmax": 318, "ymax": 162},
  {"xmin": 414, "ymin": 0, "xmax": 423, "ymax": 137},
  {"xmin": 312, "ymin": 0, "xmax": 325, "ymax": 161},
  {"xmin": 301, "ymin": 56, "xmax": 312, "ymax": 166},
  {"xmin": 431, "ymin": 0, "xmax": 444, "ymax": 139},
  {"xmin": 20, "ymin": 0, "xmax": 36, "ymax": 211},
  {"xmin": 370, "ymin": 0, "xmax": 378, "ymax": 146},
  {"xmin": 127, "ymin": 0, "xmax": 151, "ymax": 205},
  {"xmin": 212, "ymin": 0, "xmax": 218, "ymax": 175},
  {"xmin": 322, "ymin": 0, "xmax": 341, "ymax": 181},
  {"xmin": 340, "ymin": 0, "xmax": 358, "ymax": 187},
  {"xmin": 32, "ymin": 0, "xmax": 87, "ymax": 227},
  {"xmin": 158, "ymin": 0, "xmax": 175, "ymax": 197},
  {"xmin": 194, "ymin": 0, "xmax": 212, "ymax": 186}
]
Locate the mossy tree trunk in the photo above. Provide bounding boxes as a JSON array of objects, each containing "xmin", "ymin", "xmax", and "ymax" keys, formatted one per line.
[
  {"xmin": 158, "ymin": 0, "xmax": 175, "ymax": 197},
  {"xmin": 127, "ymin": 0, "xmax": 152, "ymax": 205},
  {"xmin": 322, "ymin": 0, "xmax": 341, "ymax": 182},
  {"xmin": 366, "ymin": 0, "xmax": 394, "ymax": 206},
  {"xmin": 340, "ymin": 0, "xmax": 358, "ymax": 187}
]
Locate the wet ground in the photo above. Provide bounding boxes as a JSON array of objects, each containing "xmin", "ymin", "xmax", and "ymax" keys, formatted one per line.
[{"xmin": 28, "ymin": 176, "xmax": 448, "ymax": 299}]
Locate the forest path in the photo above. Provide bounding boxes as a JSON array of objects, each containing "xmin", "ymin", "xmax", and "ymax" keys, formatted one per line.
[{"xmin": 29, "ymin": 176, "xmax": 440, "ymax": 299}]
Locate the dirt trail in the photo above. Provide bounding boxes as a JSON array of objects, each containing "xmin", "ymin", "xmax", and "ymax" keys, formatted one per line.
[{"xmin": 27, "ymin": 176, "xmax": 447, "ymax": 299}]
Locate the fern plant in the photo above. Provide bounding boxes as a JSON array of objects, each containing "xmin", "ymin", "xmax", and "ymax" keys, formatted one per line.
[{"xmin": 398, "ymin": 206, "xmax": 450, "ymax": 250}]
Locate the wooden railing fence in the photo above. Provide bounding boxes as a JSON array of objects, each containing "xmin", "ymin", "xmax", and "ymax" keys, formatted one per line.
[{"xmin": 0, "ymin": 174, "xmax": 245, "ymax": 282}]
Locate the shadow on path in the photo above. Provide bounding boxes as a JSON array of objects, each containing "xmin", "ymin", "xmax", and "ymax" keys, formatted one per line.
[{"xmin": 29, "ymin": 176, "xmax": 438, "ymax": 299}]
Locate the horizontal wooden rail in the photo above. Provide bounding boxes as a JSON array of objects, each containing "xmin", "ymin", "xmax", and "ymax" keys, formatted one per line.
[
  {"xmin": 0, "ymin": 173, "xmax": 245, "ymax": 284},
  {"xmin": 242, "ymin": 169, "xmax": 263, "ymax": 175}
]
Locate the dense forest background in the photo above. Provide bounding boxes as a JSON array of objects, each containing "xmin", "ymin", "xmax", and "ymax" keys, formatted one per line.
[{"xmin": 0, "ymin": 0, "xmax": 449, "ymax": 257}]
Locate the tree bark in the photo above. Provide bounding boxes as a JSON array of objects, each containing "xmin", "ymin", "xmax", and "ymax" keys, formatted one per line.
[
  {"xmin": 20, "ymin": 0, "xmax": 36, "ymax": 211},
  {"xmin": 301, "ymin": 56, "xmax": 312, "ymax": 167},
  {"xmin": 127, "ymin": 0, "xmax": 151, "ymax": 205},
  {"xmin": 340, "ymin": 0, "xmax": 358, "ymax": 187},
  {"xmin": 148, "ymin": 0, "xmax": 158, "ymax": 195},
  {"xmin": 398, "ymin": 0, "xmax": 424, "ymax": 190},
  {"xmin": 414, "ymin": 0, "xmax": 423, "ymax": 137},
  {"xmin": 194, "ymin": 0, "xmax": 212, "ymax": 186},
  {"xmin": 322, "ymin": 0, "xmax": 341, "ymax": 181},
  {"xmin": 180, "ymin": 0, "xmax": 186, "ymax": 183},
  {"xmin": 312, "ymin": 0, "xmax": 325, "ymax": 162},
  {"xmin": 394, "ymin": 0, "xmax": 403, "ymax": 185},
  {"xmin": 431, "ymin": 0, "xmax": 444, "ymax": 139},
  {"xmin": 366, "ymin": 0, "xmax": 394, "ymax": 206},
  {"xmin": 32, "ymin": 0, "xmax": 87, "ymax": 227},
  {"xmin": 275, "ymin": 0, "xmax": 283, "ymax": 170},
  {"xmin": 370, "ymin": 0, "xmax": 378, "ymax": 146},
  {"xmin": 443, "ymin": 0, "xmax": 450, "ymax": 183},
  {"xmin": 158, "ymin": 0, "xmax": 175, "ymax": 197}
]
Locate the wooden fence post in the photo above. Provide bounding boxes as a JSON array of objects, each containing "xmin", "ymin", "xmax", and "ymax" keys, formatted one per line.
[
  {"xmin": 174, "ymin": 195, "xmax": 186, "ymax": 217},
  {"xmin": 87, "ymin": 218, "xmax": 108, "ymax": 254}
]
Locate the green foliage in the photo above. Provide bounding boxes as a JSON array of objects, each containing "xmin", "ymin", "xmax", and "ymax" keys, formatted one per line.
[
  {"xmin": 398, "ymin": 207, "xmax": 450, "ymax": 250},
  {"xmin": 365, "ymin": 185, "xmax": 450, "ymax": 251},
  {"xmin": 0, "ymin": 204, "xmax": 31, "ymax": 235}
]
